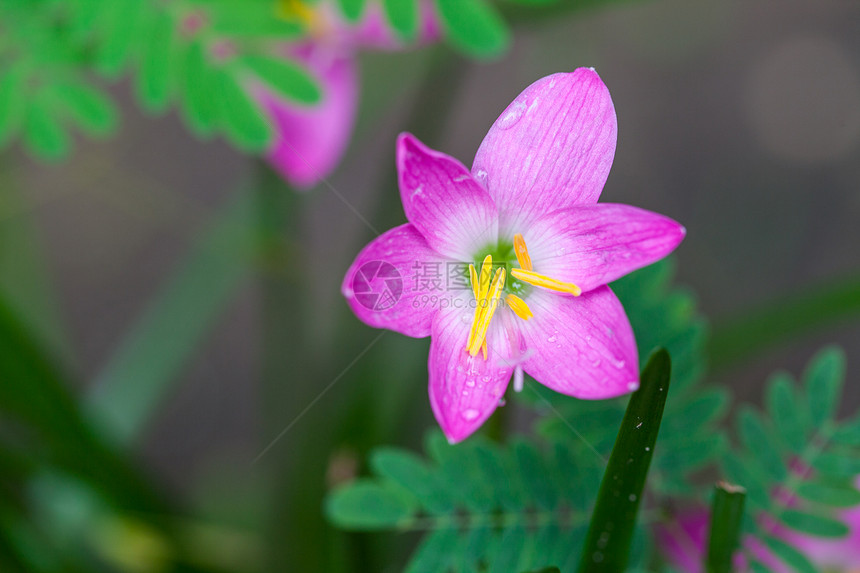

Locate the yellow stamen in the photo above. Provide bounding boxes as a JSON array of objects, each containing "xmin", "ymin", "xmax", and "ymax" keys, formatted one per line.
[
  {"xmin": 513, "ymin": 233, "xmax": 533, "ymax": 271},
  {"xmin": 505, "ymin": 293, "xmax": 533, "ymax": 320},
  {"xmin": 469, "ymin": 263, "xmax": 479, "ymax": 300},
  {"xmin": 481, "ymin": 339, "xmax": 488, "ymax": 360},
  {"xmin": 468, "ymin": 268, "xmax": 505, "ymax": 356},
  {"xmin": 511, "ymin": 268, "xmax": 582, "ymax": 296},
  {"xmin": 478, "ymin": 254, "xmax": 492, "ymax": 299},
  {"xmin": 466, "ymin": 255, "xmax": 494, "ymax": 351}
]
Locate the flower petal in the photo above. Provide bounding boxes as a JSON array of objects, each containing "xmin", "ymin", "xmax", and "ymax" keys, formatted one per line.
[
  {"xmin": 525, "ymin": 204, "xmax": 686, "ymax": 293},
  {"xmin": 472, "ymin": 68, "xmax": 617, "ymax": 234},
  {"xmin": 519, "ymin": 287, "xmax": 638, "ymax": 399},
  {"xmin": 262, "ymin": 52, "xmax": 357, "ymax": 189},
  {"xmin": 397, "ymin": 133, "xmax": 499, "ymax": 260},
  {"xmin": 428, "ymin": 305, "xmax": 514, "ymax": 443},
  {"xmin": 342, "ymin": 224, "xmax": 446, "ymax": 338}
]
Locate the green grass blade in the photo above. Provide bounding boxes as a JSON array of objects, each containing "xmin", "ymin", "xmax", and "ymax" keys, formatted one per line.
[
  {"xmin": 577, "ymin": 349, "xmax": 672, "ymax": 573},
  {"xmin": 709, "ymin": 273, "xmax": 860, "ymax": 373},
  {"xmin": 705, "ymin": 482, "xmax": 746, "ymax": 573},
  {"xmin": 86, "ymin": 189, "xmax": 258, "ymax": 445}
]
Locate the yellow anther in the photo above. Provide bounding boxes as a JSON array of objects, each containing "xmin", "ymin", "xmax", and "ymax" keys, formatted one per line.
[
  {"xmin": 467, "ymin": 256, "xmax": 493, "ymax": 351},
  {"xmin": 511, "ymin": 268, "xmax": 581, "ymax": 296},
  {"xmin": 513, "ymin": 233, "xmax": 533, "ymax": 271},
  {"xmin": 469, "ymin": 263, "xmax": 479, "ymax": 300},
  {"xmin": 478, "ymin": 254, "xmax": 493, "ymax": 299},
  {"xmin": 468, "ymin": 267, "xmax": 505, "ymax": 357},
  {"xmin": 481, "ymin": 339, "xmax": 488, "ymax": 360},
  {"xmin": 505, "ymin": 293, "xmax": 533, "ymax": 320}
]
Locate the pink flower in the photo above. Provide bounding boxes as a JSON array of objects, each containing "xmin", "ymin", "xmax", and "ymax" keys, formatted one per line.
[
  {"xmin": 342, "ymin": 69, "xmax": 685, "ymax": 443},
  {"xmin": 258, "ymin": 1, "xmax": 439, "ymax": 189},
  {"xmin": 658, "ymin": 478, "xmax": 860, "ymax": 572}
]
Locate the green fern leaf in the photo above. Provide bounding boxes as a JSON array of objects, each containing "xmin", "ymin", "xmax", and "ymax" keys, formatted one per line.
[
  {"xmin": 436, "ymin": 0, "xmax": 510, "ymax": 58},
  {"xmin": 382, "ymin": 0, "xmax": 420, "ymax": 40}
]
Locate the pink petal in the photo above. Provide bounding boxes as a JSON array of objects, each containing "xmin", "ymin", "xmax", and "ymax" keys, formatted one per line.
[
  {"xmin": 525, "ymin": 204, "xmax": 686, "ymax": 293},
  {"xmin": 654, "ymin": 509, "xmax": 709, "ymax": 573},
  {"xmin": 342, "ymin": 224, "xmax": 447, "ymax": 338},
  {"xmin": 472, "ymin": 68, "xmax": 617, "ymax": 235},
  {"xmin": 428, "ymin": 305, "xmax": 515, "ymax": 443},
  {"xmin": 519, "ymin": 287, "xmax": 638, "ymax": 399},
  {"xmin": 262, "ymin": 52, "xmax": 357, "ymax": 189},
  {"xmin": 397, "ymin": 133, "xmax": 499, "ymax": 260}
]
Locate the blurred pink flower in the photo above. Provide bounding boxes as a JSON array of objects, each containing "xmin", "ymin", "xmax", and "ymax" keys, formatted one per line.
[
  {"xmin": 658, "ymin": 476, "xmax": 860, "ymax": 572},
  {"xmin": 342, "ymin": 69, "xmax": 685, "ymax": 442},
  {"xmin": 258, "ymin": 1, "xmax": 439, "ymax": 189}
]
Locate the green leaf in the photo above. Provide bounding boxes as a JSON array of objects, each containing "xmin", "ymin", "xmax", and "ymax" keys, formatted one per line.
[
  {"xmin": 803, "ymin": 346, "xmax": 845, "ymax": 428},
  {"xmin": 24, "ymin": 101, "xmax": 69, "ymax": 161},
  {"xmin": 705, "ymin": 482, "xmax": 746, "ymax": 573},
  {"xmin": 513, "ymin": 439, "xmax": 556, "ymax": 511},
  {"xmin": 405, "ymin": 528, "xmax": 458, "ymax": 573},
  {"xmin": 832, "ymin": 417, "xmax": 860, "ymax": 445},
  {"xmin": 765, "ymin": 373, "xmax": 808, "ymax": 453},
  {"xmin": 577, "ymin": 349, "xmax": 671, "ymax": 573},
  {"xmin": 721, "ymin": 454, "xmax": 769, "ymax": 509},
  {"xmin": 136, "ymin": 12, "xmax": 178, "ymax": 112},
  {"xmin": 812, "ymin": 451, "xmax": 860, "ymax": 477},
  {"xmin": 736, "ymin": 406, "xmax": 787, "ymax": 482},
  {"xmin": 337, "ymin": 0, "xmax": 367, "ymax": 21},
  {"xmin": 181, "ymin": 42, "xmax": 219, "ymax": 137},
  {"xmin": 796, "ymin": 481, "xmax": 860, "ymax": 507},
  {"xmin": 325, "ymin": 479, "xmax": 415, "ymax": 529},
  {"xmin": 762, "ymin": 536, "xmax": 816, "ymax": 573},
  {"xmin": 370, "ymin": 448, "xmax": 455, "ymax": 514},
  {"xmin": 94, "ymin": 0, "xmax": 145, "ymax": 77},
  {"xmin": 240, "ymin": 55, "xmax": 321, "ymax": 105},
  {"xmin": 53, "ymin": 82, "xmax": 118, "ymax": 137},
  {"xmin": 436, "ymin": 0, "xmax": 510, "ymax": 58},
  {"xmin": 0, "ymin": 63, "xmax": 29, "ymax": 146},
  {"xmin": 87, "ymin": 190, "xmax": 258, "ymax": 444},
  {"xmin": 382, "ymin": 0, "xmax": 420, "ymax": 40},
  {"xmin": 780, "ymin": 509, "xmax": 849, "ymax": 538},
  {"xmin": 215, "ymin": 69, "xmax": 273, "ymax": 152}
]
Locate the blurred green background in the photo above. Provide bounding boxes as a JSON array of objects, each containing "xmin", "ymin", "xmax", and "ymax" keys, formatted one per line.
[{"xmin": 1, "ymin": 0, "xmax": 859, "ymax": 571}]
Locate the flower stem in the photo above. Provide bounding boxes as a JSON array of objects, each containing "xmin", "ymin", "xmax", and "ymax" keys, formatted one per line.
[{"xmin": 705, "ymin": 482, "xmax": 746, "ymax": 573}]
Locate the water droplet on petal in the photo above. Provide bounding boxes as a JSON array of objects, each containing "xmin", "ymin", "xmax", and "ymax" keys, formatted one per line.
[
  {"xmin": 496, "ymin": 100, "xmax": 527, "ymax": 130},
  {"xmin": 466, "ymin": 379, "xmax": 475, "ymax": 387},
  {"xmin": 462, "ymin": 408, "xmax": 480, "ymax": 421},
  {"xmin": 592, "ymin": 358, "xmax": 602, "ymax": 367},
  {"xmin": 547, "ymin": 335, "xmax": 557, "ymax": 343},
  {"xmin": 474, "ymin": 169, "xmax": 488, "ymax": 185}
]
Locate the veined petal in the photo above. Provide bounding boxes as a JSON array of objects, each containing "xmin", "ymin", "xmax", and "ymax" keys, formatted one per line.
[
  {"xmin": 519, "ymin": 287, "xmax": 638, "ymax": 399},
  {"xmin": 261, "ymin": 52, "xmax": 357, "ymax": 189},
  {"xmin": 342, "ymin": 224, "xmax": 447, "ymax": 338},
  {"xmin": 472, "ymin": 68, "xmax": 617, "ymax": 234},
  {"xmin": 428, "ymin": 305, "xmax": 515, "ymax": 443},
  {"xmin": 525, "ymin": 204, "xmax": 686, "ymax": 293},
  {"xmin": 397, "ymin": 133, "xmax": 499, "ymax": 260}
]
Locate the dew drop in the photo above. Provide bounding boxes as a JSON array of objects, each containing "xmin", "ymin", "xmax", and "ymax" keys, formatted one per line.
[
  {"xmin": 462, "ymin": 390, "xmax": 470, "ymax": 396},
  {"xmin": 498, "ymin": 398, "xmax": 507, "ymax": 407},
  {"xmin": 496, "ymin": 100, "xmax": 527, "ymax": 130},
  {"xmin": 481, "ymin": 375, "xmax": 491, "ymax": 383},
  {"xmin": 547, "ymin": 335, "xmax": 558, "ymax": 343},
  {"xmin": 474, "ymin": 169, "xmax": 488, "ymax": 185},
  {"xmin": 645, "ymin": 447, "xmax": 651, "ymax": 452},
  {"xmin": 592, "ymin": 358, "xmax": 602, "ymax": 367},
  {"xmin": 462, "ymin": 408, "xmax": 480, "ymax": 421},
  {"xmin": 635, "ymin": 422, "xmax": 643, "ymax": 429},
  {"xmin": 628, "ymin": 494, "xmax": 637, "ymax": 502},
  {"xmin": 466, "ymin": 379, "xmax": 475, "ymax": 388},
  {"xmin": 555, "ymin": 247, "xmax": 566, "ymax": 256},
  {"xmin": 627, "ymin": 382, "xmax": 639, "ymax": 391},
  {"xmin": 611, "ymin": 357, "xmax": 626, "ymax": 369}
]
